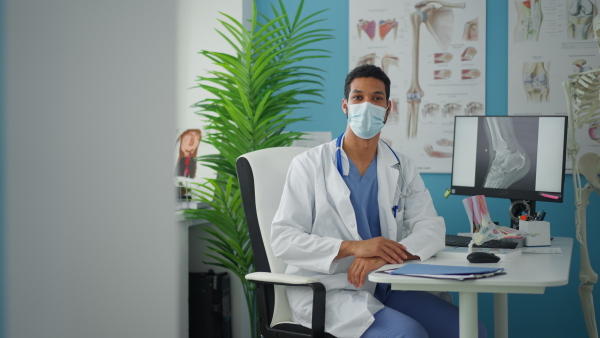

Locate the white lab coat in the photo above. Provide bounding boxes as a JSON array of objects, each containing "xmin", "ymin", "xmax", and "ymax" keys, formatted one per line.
[{"xmin": 271, "ymin": 138, "xmax": 446, "ymax": 338}]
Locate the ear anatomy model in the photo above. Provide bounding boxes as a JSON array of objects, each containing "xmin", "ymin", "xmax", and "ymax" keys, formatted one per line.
[
  {"xmin": 358, "ymin": 19, "xmax": 376, "ymax": 40},
  {"xmin": 514, "ymin": 0, "xmax": 543, "ymax": 42},
  {"xmin": 563, "ymin": 56, "xmax": 600, "ymax": 338},
  {"xmin": 568, "ymin": 0, "xmax": 596, "ymax": 40},
  {"xmin": 482, "ymin": 117, "xmax": 531, "ymax": 189},
  {"xmin": 407, "ymin": 0, "xmax": 466, "ymax": 139},
  {"xmin": 523, "ymin": 61, "xmax": 550, "ymax": 102},
  {"xmin": 379, "ymin": 19, "xmax": 398, "ymax": 40},
  {"xmin": 463, "ymin": 17, "xmax": 479, "ymax": 41},
  {"xmin": 461, "ymin": 46, "xmax": 477, "ymax": 61}
]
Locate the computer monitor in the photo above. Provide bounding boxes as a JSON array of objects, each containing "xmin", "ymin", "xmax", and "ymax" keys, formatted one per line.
[{"xmin": 450, "ymin": 115, "xmax": 568, "ymax": 227}]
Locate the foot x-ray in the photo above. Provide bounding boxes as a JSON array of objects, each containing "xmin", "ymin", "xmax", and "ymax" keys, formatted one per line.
[{"xmin": 475, "ymin": 117, "xmax": 538, "ymax": 190}]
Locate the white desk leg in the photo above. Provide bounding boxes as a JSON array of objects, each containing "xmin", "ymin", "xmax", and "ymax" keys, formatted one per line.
[
  {"xmin": 459, "ymin": 292, "xmax": 478, "ymax": 338},
  {"xmin": 494, "ymin": 293, "xmax": 508, "ymax": 338}
]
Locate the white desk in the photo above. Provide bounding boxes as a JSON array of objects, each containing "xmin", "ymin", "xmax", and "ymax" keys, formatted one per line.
[{"xmin": 369, "ymin": 237, "xmax": 573, "ymax": 338}]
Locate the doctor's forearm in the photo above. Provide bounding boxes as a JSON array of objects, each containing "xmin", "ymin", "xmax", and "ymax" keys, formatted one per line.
[
  {"xmin": 335, "ymin": 238, "xmax": 408, "ymax": 263},
  {"xmin": 335, "ymin": 241, "xmax": 353, "ymax": 260}
]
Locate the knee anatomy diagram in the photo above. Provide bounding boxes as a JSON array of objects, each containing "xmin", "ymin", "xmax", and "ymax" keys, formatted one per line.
[
  {"xmin": 482, "ymin": 118, "xmax": 531, "ymax": 189},
  {"xmin": 406, "ymin": 0, "xmax": 466, "ymax": 139},
  {"xmin": 523, "ymin": 61, "xmax": 550, "ymax": 103},
  {"xmin": 568, "ymin": 0, "xmax": 597, "ymax": 40},
  {"xmin": 561, "ymin": 15, "xmax": 600, "ymax": 338}
]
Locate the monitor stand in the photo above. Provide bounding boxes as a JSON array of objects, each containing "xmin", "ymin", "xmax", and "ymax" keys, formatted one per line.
[{"xmin": 509, "ymin": 199, "xmax": 536, "ymax": 229}]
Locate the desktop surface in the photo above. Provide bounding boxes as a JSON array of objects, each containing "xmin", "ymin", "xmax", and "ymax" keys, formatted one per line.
[{"xmin": 370, "ymin": 237, "xmax": 572, "ymax": 293}]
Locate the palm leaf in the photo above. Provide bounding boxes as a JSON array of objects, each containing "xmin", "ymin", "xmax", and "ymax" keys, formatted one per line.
[{"xmin": 186, "ymin": 1, "xmax": 332, "ymax": 337}]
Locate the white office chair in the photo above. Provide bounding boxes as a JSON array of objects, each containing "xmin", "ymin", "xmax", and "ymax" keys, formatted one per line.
[
  {"xmin": 237, "ymin": 147, "xmax": 451, "ymax": 337},
  {"xmin": 237, "ymin": 147, "xmax": 333, "ymax": 338}
]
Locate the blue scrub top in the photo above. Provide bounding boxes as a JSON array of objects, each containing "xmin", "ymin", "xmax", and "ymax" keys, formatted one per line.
[{"xmin": 342, "ymin": 158, "xmax": 381, "ymax": 239}]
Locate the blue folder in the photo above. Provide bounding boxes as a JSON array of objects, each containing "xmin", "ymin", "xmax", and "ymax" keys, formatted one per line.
[{"xmin": 389, "ymin": 264, "xmax": 503, "ymax": 276}]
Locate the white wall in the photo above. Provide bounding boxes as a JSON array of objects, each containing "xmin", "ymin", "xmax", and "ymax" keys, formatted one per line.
[
  {"xmin": 5, "ymin": 1, "xmax": 179, "ymax": 337},
  {"xmin": 178, "ymin": 1, "xmax": 253, "ymax": 337}
]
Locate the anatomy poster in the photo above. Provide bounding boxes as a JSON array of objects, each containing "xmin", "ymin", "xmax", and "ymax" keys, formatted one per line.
[
  {"xmin": 508, "ymin": 0, "xmax": 600, "ymax": 113},
  {"xmin": 350, "ymin": 0, "xmax": 487, "ymax": 173},
  {"xmin": 508, "ymin": 0, "xmax": 600, "ymax": 170}
]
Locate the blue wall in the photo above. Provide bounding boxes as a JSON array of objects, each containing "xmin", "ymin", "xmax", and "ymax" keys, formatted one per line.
[{"xmin": 258, "ymin": 1, "xmax": 599, "ymax": 337}]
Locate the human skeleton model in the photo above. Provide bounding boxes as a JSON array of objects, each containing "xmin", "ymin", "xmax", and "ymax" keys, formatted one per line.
[
  {"xmin": 568, "ymin": 0, "xmax": 596, "ymax": 40},
  {"xmin": 560, "ymin": 15, "xmax": 600, "ymax": 338},
  {"xmin": 406, "ymin": 1, "xmax": 465, "ymax": 139},
  {"xmin": 514, "ymin": 0, "xmax": 543, "ymax": 42},
  {"xmin": 481, "ymin": 117, "xmax": 530, "ymax": 189}
]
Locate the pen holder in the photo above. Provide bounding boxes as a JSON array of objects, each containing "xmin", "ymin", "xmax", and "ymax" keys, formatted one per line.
[{"xmin": 519, "ymin": 220, "xmax": 551, "ymax": 246}]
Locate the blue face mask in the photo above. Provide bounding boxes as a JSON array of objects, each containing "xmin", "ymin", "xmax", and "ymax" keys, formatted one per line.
[{"xmin": 347, "ymin": 101, "xmax": 388, "ymax": 139}]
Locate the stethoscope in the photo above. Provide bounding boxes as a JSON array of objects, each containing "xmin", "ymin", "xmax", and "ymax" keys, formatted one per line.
[{"xmin": 335, "ymin": 132, "xmax": 415, "ymax": 218}]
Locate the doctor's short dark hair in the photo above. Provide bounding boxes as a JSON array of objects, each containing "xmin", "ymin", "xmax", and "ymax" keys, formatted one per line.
[{"xmin": 344, "ymin": 64, "xmax": 391, "ymax": 101}]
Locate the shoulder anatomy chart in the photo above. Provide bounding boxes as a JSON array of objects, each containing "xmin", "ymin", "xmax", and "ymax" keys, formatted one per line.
[
  {"xmin": 508, "ymin": 0, "xmax": 600, "ymax": 171},
  {"xmin": 350, "ymin": 1, "xmax": 486, "ymax": 173}
]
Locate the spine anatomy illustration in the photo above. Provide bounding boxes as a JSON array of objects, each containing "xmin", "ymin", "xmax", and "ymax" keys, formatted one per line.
[
  {"xmin": 562, "ymin": 52, "xmax": 600, "ymax": 336},
  {"xmin": 514, "ymin": 0, "xmax": 543, "ymax": 42},
  {"xmin": 568, "ymin": 0, "xmax": 596, "ymax": 40},
  {"xmin": 407, "ymin": 0, "xmax": 465, "ymax": 138},
  {"xmin": 482, "ymin": 117, "xmax": 531, "ymax": 189},
  {"xmin": 523, "ymin": 61, "xmax": 550, "ymax": 102}
]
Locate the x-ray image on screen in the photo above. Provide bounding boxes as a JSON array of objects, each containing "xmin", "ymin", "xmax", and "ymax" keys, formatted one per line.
[{"xmin": 473, "ymin": 116, "xmax": 539, "ymax": 191}]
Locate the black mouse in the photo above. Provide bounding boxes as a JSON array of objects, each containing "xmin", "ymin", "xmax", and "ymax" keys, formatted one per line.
[{"xmin": 467, "ymin": 252, "xmax": 500, "ymax": 263}]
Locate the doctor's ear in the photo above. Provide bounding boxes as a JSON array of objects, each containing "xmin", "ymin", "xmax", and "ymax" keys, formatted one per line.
[{"xmin": 342, "ymin": 98, "xmax": 348, "ymax": 116}]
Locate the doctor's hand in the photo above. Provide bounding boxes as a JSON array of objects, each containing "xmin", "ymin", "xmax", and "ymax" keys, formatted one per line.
[
  {"xmin": 347, "ymin": 257, "xmax": 387, "ymax": 288},
  {"xmin": 338, "ymin": 237, "xmax": 408, "ymax": 264}
]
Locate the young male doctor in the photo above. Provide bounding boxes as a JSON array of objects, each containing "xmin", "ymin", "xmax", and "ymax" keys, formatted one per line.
[{"xmin": 271, "ymin": 65, "xmax": 487, "ymax": 338}]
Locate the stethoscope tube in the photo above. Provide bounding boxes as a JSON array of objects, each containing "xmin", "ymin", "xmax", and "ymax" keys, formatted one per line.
[
  {"xmin": 335, "ymin": 132, "xmax": 405, "ymax": 218},
  {"xmin": 335, "ymin": 132, "xmax": 400, "ymax": 176}
]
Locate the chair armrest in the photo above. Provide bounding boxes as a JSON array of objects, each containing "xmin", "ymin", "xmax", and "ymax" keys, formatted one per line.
[
  {"xmin": 245, "ymin": 272, "xmax": 327, "ymax": 338},
  {"xmin": 246, "ymin": 272, "xmax": 320, "ymax": 285}
]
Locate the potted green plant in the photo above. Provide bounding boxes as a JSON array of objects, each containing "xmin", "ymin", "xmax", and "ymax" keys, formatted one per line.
[{"xmin": 184, "ymin": 1, "xmax": 332, "ymax": 336}]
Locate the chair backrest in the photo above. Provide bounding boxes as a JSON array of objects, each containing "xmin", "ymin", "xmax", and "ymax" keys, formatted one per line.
[{"xmin": 237, "ymin": 147, "xmax": 309, "ymax": 325}]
